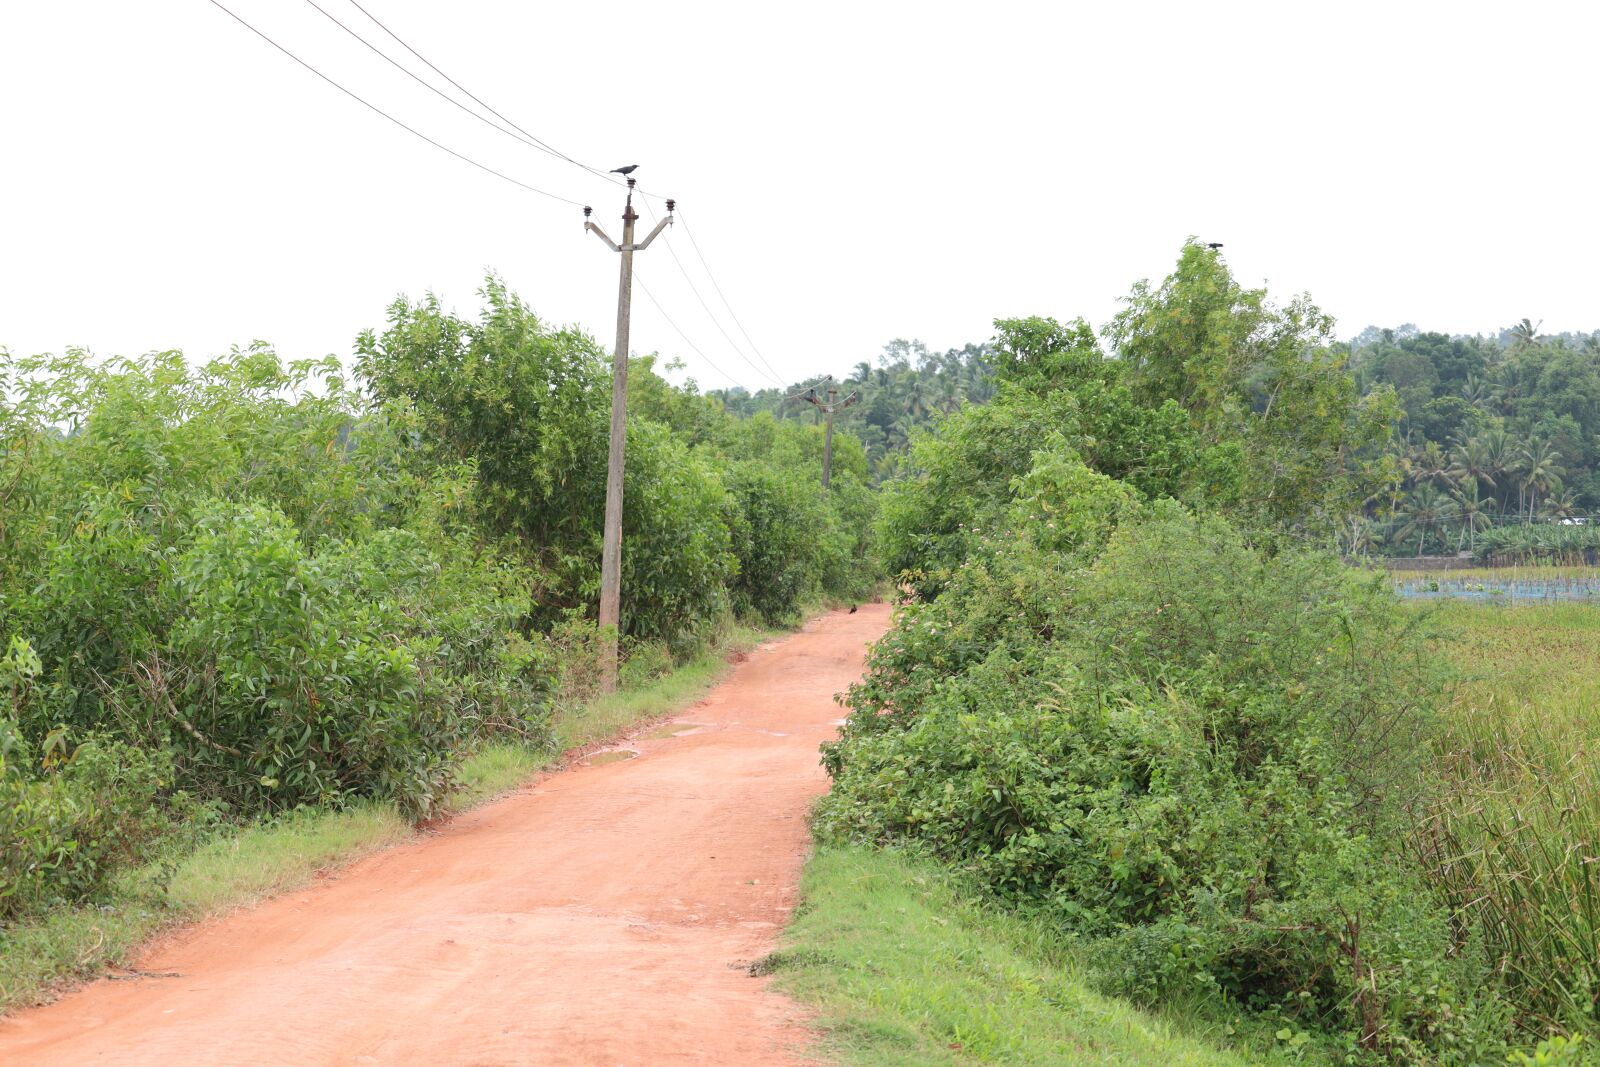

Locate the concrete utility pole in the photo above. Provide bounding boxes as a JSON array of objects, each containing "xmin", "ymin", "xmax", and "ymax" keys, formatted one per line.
[
  {"xmin": 585, "ymin": 179, "xmax": 674, "ymax": 692},
  {"xmin": 801, "ymin": 377, "xmax": 858, "ymax": 491}
]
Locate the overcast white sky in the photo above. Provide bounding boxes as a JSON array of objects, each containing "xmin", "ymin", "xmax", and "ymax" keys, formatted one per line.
[{"xmin": 2, "ymin": 1, "xmax": 1596, "ymax": 391}]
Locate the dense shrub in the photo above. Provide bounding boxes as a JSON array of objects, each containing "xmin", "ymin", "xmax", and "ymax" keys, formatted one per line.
[
  {"xmin": 3, "ymin": 640, "xmax": 198, "ymax": 921},
  {"xmin": 724, "ymin": 462, "xmax": 832, "ymax": 623},
  {"xmin": 616, "ymin": 421, "xmax": 735, "ymax": 653},
  {"xmin": 819, "ymin": 508, "xmax": 1502, "ymax": 1058},
  {"xmin": 0, "ymin": 277, "xmax": 880, "ymax": 921}
]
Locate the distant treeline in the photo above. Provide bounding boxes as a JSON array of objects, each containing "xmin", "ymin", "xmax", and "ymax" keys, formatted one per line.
[
  {"xmin": 1349, "ymin": 320, "xmax": 1600, "ymax": 556},
  {"xmin": 710, "ymin": 339, "xmax": 995, "ymax": 476}
]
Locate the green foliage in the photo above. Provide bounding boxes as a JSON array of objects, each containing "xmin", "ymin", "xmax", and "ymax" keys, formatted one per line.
[
  {"xmin": 1351, "ymin": 322, "xmax": 1600, "ymax": 556},
  {"xmin": 615, "ymin": 420, "xmax": 734, "ymax": 651},
  {"xmin": 2, "ymin": 669, "xmax": 196, "ymax": 922},
  {"xmin": 0, "ymin": 274, "xmax": 879, "ymax": 925},
  {"xmin": 724, "ymin": 462, "xmax": 833, "ymax": 623},
  {"xmin": 818, "ymin": 245, "xmax": 1591, "ymax": 1061},
  {"xmin": 820, "ymin": 507, "xmax": 1508, "ymax": 1059},
  {"xmin": 1473, "ymin": 522, "xmax": 1600, "ymax": 565},
  {"xmin": 712, "ymin": 339, "xmax": 995, "ymax": 476},
  {"xmin": 1108, "ymin": 241, "xmax": 1399, "ymax": 533},
  {"xmin": 354, "ymin": 278, "xmax": 870, "ymax": 643},
  {"xmin": 775, "ymin": 846, "xmax": 1257, "ymax": 1066}
]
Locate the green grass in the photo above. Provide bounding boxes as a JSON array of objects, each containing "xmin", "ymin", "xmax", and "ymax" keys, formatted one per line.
[
  {"xmin": 771, "ymin": 847, "xmax": 1264, "ymax": 1066},
  {"xmin": 1414, "ymin": 600, "xmax": 1600, "ymax": 1036},
  {"xmin": 0, "ymin": 615, "xmax": 784, "ymax": 1014}
]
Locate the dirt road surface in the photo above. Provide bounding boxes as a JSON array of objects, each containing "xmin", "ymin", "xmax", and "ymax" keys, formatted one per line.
[{"xmin": 0, "ymin": 604, "xmax": 891, "ymax": 1066}]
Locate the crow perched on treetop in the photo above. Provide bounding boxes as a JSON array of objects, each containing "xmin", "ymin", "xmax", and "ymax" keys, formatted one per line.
[{"xmin": 610, "ymin": 164, "xmax": 639, "ymax": 176}]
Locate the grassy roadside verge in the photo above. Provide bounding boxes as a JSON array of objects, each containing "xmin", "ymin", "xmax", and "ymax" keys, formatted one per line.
[
  {"xmin": 769, "ymin": 847, "xmax": 1266, "ymax": 1067},
  {"xmin": 0, "ymin": 616, "xmax": 784, "ymax": 1013}
]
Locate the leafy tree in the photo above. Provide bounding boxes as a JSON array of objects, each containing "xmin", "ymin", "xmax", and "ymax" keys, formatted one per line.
[{"xmin": 1106, "ymin": 241, "xmax": 1398, "ymax": 532}]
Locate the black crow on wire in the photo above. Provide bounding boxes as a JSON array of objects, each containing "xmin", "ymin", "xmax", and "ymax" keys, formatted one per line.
[{"xmin": 611, "ymin": 165, "xmax": 639, "ymax": 176}]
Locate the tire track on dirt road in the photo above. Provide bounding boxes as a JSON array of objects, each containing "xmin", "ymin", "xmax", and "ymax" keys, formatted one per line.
[{"xmin": 0, "ymin": 604, "xmax": 892, "ymax": 1066}]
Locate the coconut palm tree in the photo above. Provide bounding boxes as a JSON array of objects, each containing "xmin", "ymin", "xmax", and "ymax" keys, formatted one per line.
[
  {"xmin": 1448, "ymin": 436, "xmax": 1497, "ymax": 496},
  {"xmin": 1405, "ymin": 440, "xmax": 1452, "ymax": 489},
  {"xmin": 1395, "ymin": 484, "xmax": 1459, "ymax": 557},
  {"xmin": 1452, "ymin": 482, "xmax": 1494, "ymax": 554},
  {"xmin": 1508, "ymin": 318, "xmax": 1542, "ymax": 354},
  {"xmin": 1541, "ymin": 481, "xmax": 1581, "ymax": 522},
  {"xmin": 1459, "ymin": 374, "xmax": 1492, "ymax": 408},
  {"xmin": 1479, "ymin": 428, "xmax": 1516, "ymax": 510},
  {"xmin": 1516, "ymin": 437, "xmax": 1565, "ymax": 519}
]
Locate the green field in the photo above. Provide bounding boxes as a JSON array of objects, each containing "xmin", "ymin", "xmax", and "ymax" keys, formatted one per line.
[{"xmin": 1417, "ymin": 599, "xmax": 1600, "ymax": 1036}]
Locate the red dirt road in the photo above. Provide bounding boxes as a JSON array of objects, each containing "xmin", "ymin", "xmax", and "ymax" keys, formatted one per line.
[{"xmin": 0, "ymin": 604, "xmax": 891, "ymax": 1066}]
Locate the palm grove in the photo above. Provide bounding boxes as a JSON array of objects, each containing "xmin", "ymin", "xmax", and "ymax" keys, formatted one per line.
[{"xmin": 1350, "ymin": 321, "xmax": 1600, "ymax": 561}]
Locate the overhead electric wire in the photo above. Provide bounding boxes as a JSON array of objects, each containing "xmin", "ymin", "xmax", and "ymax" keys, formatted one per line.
[
  {"xmin": 675, "ymin": 209, "xmax": 786, "ymax": 384},
  {"xmin": 315, "ymin": 1, "xmax": 783, "ymax": 389},
  {"xmin": 206, "ymin": 0, "xmax": 586, "ymax": 207},
  {"xmin": 642, "ymin": 200, "xmax": 784, "ymax": 388},
  {"xmin": 215, "ymin": 0, "xmax": 783, "ymax": 389},
  {"xmin": 336, "ymin": 0, "xmax": 641, "ymax": 194},
  {"xmin": 300, "ymin": 0, "xmax": 586, "ymax": 171},
  {"xmin": 633, "ymin": 270, "xmax": 747, "ymax": 390}
]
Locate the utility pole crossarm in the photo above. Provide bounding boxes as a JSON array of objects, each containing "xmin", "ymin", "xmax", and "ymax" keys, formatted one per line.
[
  {"xmin": 585, "ymin": 220, "xmax": 621, "ymax": 252},
  {"xmin": 629, "ymin": 215, "xmax": 673, "ymax": 251}
]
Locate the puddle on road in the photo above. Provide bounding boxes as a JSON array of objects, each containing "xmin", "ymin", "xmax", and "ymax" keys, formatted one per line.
[
  {"xmin": 588, "ymin": 749, "xmax": 638, "ymax": 766},
  {"xmin": 644, "ymin": 722, "xmax": 707, "ymax": 739}
]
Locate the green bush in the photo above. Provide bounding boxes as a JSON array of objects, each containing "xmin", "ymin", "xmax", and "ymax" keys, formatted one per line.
[
  {"xmin": 819, "ymin": 507, "xmax": 1510, "ymax": 1060},
  {"xmin": 3, "ymin": 642, "xmax": 196, "ymax": 922},
  {"xmin": 724, "ymin": 462, "xmax": 831, "ymax": 623},
  {"xmin": 155, "ymin": 501, "xmax": 469, "ymax": 819},
  {"xmin": 617, "ymin": 420, "xmax": 735, "ymax": 653},
  {"xmin": 0, "ymin": 279, "xmax": 880, "ymax": 935}
]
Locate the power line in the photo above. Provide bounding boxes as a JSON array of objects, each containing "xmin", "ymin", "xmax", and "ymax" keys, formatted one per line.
[
  {"xmin": 640, "ymin": 199, "xmax": 783, "ymax": 388},
  {"xmin": 633, "ymin": 270, "xmax": 748, "ymax": 391},
  {"xmin": 336, "ymin": 0, "xmax": 645, "ymax": 195},
  {"xmin": 676, "ymin": 209, "xmax": 786, "ymax": 384},
  {"xmin": 206, "ymin": 0, "xmax": 586, "ymax": 207},
  {"xmin": 319, "ymin": 2, "xmax": 782, "ymax": 384},
  {"xmin": 219, "ymin": 0, "xmax": 785, "ymax": 393},
  {"xmin": 301, "ymin": 0, "xmax": 584, "ymax": 172}
]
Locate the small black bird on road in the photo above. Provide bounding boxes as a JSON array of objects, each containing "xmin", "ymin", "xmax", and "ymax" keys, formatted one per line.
[{"xmin": 610, "ymin": 164, "xmax": 639, "ymax": 176}]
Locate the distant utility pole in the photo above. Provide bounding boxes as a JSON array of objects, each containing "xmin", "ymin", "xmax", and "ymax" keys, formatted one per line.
[
  {"xmin": 585, "ymin": 178, "xmax": 674, "ymax": 692},
  {"xmin": 801, "ymin": 378, "xmax": 858, "ymax": 490}
]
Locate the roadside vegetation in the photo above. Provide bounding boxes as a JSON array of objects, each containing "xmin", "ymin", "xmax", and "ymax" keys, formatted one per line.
[
  {"xmin": 771, "ymin": 846, "xmax": 1255, "ymax": 1066},
  {"xmin": 10, "ymin": 243, "xmax": 1600, "ymax": 1066},
  {"xmin": 812, "ymin": 244, "xmax": 1600, "ymax": 1064},
  {"xmin": 0, "ymin": 614, "xmax": 781, "ymax": 1011},
  {"xmin": 0, "ymin": 277, "xmax": 875, "ymax": 1000}
]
